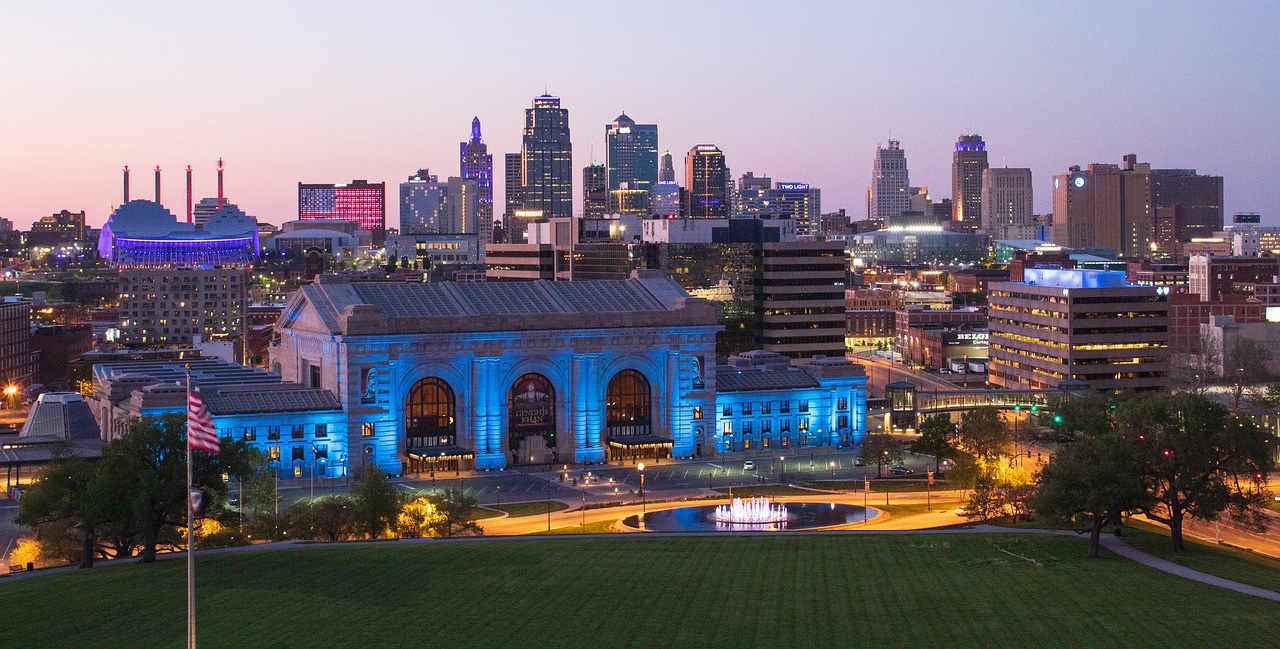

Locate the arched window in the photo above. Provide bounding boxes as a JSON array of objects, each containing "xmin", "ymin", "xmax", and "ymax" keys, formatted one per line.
[
  {"xmin": 509, "ymin": 373, "xmax": 555, "ymax": 450},
  {"xmin": 606, "ymin": 370, "xmax": 651, "ymax": 438},
  {"xmin": 406, "ymin": 377, "xmax": 455, "ymax": 450}
]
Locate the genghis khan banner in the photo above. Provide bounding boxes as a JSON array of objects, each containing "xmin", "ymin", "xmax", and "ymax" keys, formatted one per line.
[{"xmin": 509, "ymin": 373, "xmax": 555, "ymax": 449}]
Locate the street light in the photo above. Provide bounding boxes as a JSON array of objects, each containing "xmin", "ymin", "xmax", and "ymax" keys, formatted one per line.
[
  {"xmin": 779, "ymin": 456, "xmax": 785, "ymax": 485},
  {"xmin": 829, "ymin": 461, "xmax": 836, "ymax": 478},
  {"xmin": 638, "ymin": 462, "xmax": 646, "ymax": 514}
]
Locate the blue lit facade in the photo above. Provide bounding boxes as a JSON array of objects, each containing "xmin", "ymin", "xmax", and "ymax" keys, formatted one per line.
[{"xmin": 713, "ymin": 353, "xmax": 868, "ymax": 453}]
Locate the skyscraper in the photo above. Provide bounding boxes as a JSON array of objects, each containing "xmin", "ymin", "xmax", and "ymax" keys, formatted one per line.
[
  {"xmin": 951, "ymin": 134, "xmax": 989, "ymax": 232},
  {"xmin": 605, "ymin": 112, "xmax": 659, "ymax": 195},
  {"xmin": 658, "ymin": 150, "xmax": 675, "ymax": 183},
  {"xmin": 503, "ymin": 152, "xmax": 522, "ymax": 241},
  {"xmin": 771, "ymin": 183, "xmax": 822, "ymax": 236},
  {"xmin": 400, "ymin": 169, "xmax": 443, "ymax": 233},
  {"xmin": 1150, "ymin": 169, "xmax": 1224, "ymax": 241},
  {"xmin": 459, "ymin": 117, "xmax": 494, "ymax": 244},
  {"xmin": 684, "ymin": 145, "xmax": 728, "ymax": 218},
  {"xmin": 583, "ymin": 161, "xmax": 607, "ymax": 218},
  {"xmin": 1051, "ymin": 155, "xmax": 1152, "ymax": 258},
  {"xmin": 521, "ymin": 94, "xmax": 573, "ymax": 219},
  {"xmin": 980, "ymin": 167, "xmax": 1034, "ymax": 240},
  {"xmin": 298, "ymin": 180, "xmax": 386, "ymax": 244},
  {"xmin": 869, "ymin": 140, "xmax": 910, "ymax": 222}
]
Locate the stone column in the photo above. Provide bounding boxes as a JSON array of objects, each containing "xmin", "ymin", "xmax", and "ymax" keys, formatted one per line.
[
  {"xmin": 578, "ymin": 354, "xmax": 605, "ymax": 463},
  {"xmin": 572, "ymin": 354, "xmax": 589, "ymax": 452},
  {"xmin": 471, "ymin": 357, "xmax": 488, "ymax": 455},
  {"xmin": 473, "ymin": 358, "xmax": 506, "ymax": 469}
]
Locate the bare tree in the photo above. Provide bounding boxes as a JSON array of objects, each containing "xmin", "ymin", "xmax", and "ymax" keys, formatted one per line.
[{"xmin": 1225, "ymin": 337, "xmax": 1273, "ymax": 410}]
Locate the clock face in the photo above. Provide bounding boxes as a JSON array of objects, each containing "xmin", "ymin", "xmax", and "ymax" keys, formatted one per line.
[{"xmin": 1073, "ymin": 176, "xmax": 1086, "ymax": 188}]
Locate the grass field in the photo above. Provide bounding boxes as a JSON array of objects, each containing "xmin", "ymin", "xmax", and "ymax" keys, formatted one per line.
[
  {"xmin": 712, "ymin": 485, "xmax": 826, "ymax": 497},
  {"xmin": 1120, "ymin": 522, "xmax": 1280, "ymax": 592},
  {"xmin": 2, "ymin": 533, "xmax": 1277, "ymax": 648},
  {"xmin": 484, "ymin": 501, "xmax": 570, "ymax": 517}
]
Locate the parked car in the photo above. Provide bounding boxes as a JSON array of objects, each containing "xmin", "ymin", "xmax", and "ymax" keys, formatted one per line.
[
  {"xmin": 854, "ymin": 457, "xmax": 866, "ymax": 467},
  {"xmin": 743, "ymin": 461, "xmax": 756, "ymax": 471},
  {"xmin": 955, "ymin": 506, "xmax": 972, "ymax": 516},
  {"xmin": 888, "ymin": 466, "xmax": 914, "ymax": 476}
]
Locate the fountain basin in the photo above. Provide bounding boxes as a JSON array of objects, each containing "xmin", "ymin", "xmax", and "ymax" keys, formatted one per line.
[{"xmin": 621, "ymin": 502, "xmax": 877, "ymax": 532}]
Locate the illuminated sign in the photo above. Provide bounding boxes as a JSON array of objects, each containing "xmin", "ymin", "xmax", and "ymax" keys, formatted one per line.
[
  {"xmin": 696, "ymin": 145, "xmax": 719, "ymax": 152},
  {"xmin": 776, "ymin": 183, "xmax": 810, "ymax": 191},
  {"xmin": 1073, "ymin": 176, "xmax": 1086, "ymax": 188},
  {"xmin": 513, "ymin": 210, "xmax": 544, "ymax": 219},
  {"xmin": 944, "ymin": 331, "xmax": 989, "ymax": 345}
]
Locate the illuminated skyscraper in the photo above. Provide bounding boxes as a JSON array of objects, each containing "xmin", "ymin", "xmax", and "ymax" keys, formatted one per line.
[
  {"xmin": 460, "ymin": 117, "xmax": 494, "ymax": 244},
  {"xmin": 503, "ymin": 153, "xmax": 522, "ymax": 240},
  {"xmin": 605, "ymin": 112, "xmax": 658, "ymax": 195},
  {"xmin": 951, "ymin": 134, "xmax": 989, "ymax": 232},
  {"xmin": 583, "ymin": 161, "xmax": 607, "ymax": 218},
  {"xmin": 869, "ymin": 140, "xmax": 910, "ymax": 221},
  {"xmin": 521, "ymin": 94, "xmax": 573, "ymax": 219},
  {"xmin": 298, "ymin": 180, "xmax": 386, "ymax": 244},
  {"xmin": 658, "ymin": 150, "xmax": 675, "ymax": 183},
  {"xmin": 684, "ymin": 145, "xmax": 728, "ymax": 218}
]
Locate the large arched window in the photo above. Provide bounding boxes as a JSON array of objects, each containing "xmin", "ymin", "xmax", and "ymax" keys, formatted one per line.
[
  {"xmin": 509, "ymin": 373, "xmax": 555, "ymax": 450},
  {"xmin": 606, "ymin": 369, "xmax": 651, "ymax": 438},
  {"xmin": 406, "ymin": 377, "xmax": 455, "ymax": 450}
]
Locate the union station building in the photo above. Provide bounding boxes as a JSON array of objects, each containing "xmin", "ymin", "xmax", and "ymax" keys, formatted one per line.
[{"xmin": 264, "ymin": 272, "xmax": 868, "ymax": 475}]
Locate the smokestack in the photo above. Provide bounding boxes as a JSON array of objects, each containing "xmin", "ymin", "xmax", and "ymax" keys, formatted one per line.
[
  {"xmin": 154, "ymin": 165, "xmax": 161, "ymax": 204},
  {"xmin": 186, "ymin": 165, "xmax": 193, "ymax": 223},
  {"xmin": 217, "ymin": 157, "xmax": 224, "ymax": 209},
  {"xmin": 123, "ymin": 166, "xmax": 130, "ymax": 202}
]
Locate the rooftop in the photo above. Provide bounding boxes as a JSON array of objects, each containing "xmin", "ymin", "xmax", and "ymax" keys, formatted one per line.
[{"xmin": 92, "ymin": 358, "xmax": 280, "ymax": 389}]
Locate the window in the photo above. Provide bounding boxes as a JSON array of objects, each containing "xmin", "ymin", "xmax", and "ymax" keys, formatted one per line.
[
  {"xmin": 292, "ymin": 447, "xmax": 304, "ymax": 461},
  {"xmin": 268, "ymin": 446, "xmax": 280, "ymax": 461},
  {"xmin": 780, "ymin": 401, "xmax": 790, "ymax": 414},
  {"xmin": 800, "ymin": 419, "xmax": 810, "ymax": 432},
  {"xmin": 781, "ymin": 420, "xmax": 791, "ymax": 433},
  {"xmin": 293, "ymin": 465, "xmax": 303, "ymax": 478},
  {"xmin": 267, "ymin": 426, "xmax": 280, "ymax": 441},
  {"xmin": 308, "ymin": 364, "xmax": 321, "ymax": 388},
  {"xmin": 243, "ymin": 429, "xmax": 256, "ymax": 442},
  {"xmin": 742, "ymin": 402, "xmax": 752, "ymax": 415},
  {"xmin": 743, "ymin": 421, "xmax": 753, "ymax": 434},
  {"xmin": 723, "ymin": 421, "xmax": 733, "ymax": 435},
  {"xmin": 799, "ymin": 400, "xmax": 810, "ymax": 413},
  {"xmin": 800, "ymin": 435, "xmax": 808, "ymax": 447},
  {"xmin": 723, "ymin": 404, "xmax": 733, "ymax": 417},
  {"xmin": 315, "ymin": 424, "xmax": 327, "ymax": 438},
  {"xmin": 838, "ymin": 415, "xmax": 848, "ymax": 429},
  {"xmin": 782, "ymin": 435, "xmax": 790, "ymax": 448},
  {"xmin": 761, "ymin": 402, "xmax": 771, "ymax": 414},
  {"xmin": 291, "ymin": 425, "xmax": 304, "ymax": 439},
  {"xmin": 763, "ymin": 436, "xmax": 771, "ymax": 448},
  {"xmin": 837, "ymin": 397, "xmax": 848, "ymax": 410},
  {"xmin": 407, "ymin": 377, "xmax": 456, "ymax": 448},
  {"xmin": 606, "ymin": 370, "xmax": 651, "ymax": 438},
  {"xmin": 724, "ymin": 439, "xmax": 732, "ymax": 452},
  {"xmin": 762, "ymin": 420, "xmax": 772, "ymax": 433},
  {"xmin": 693, "ymin": 406, "xmax": 703, "ymax": 420},
  {"xmin": 362, "ymin": 423, "xmax": 375, "ymax": 437},
  {"xmin": 744, "ymin": 437, "xmax": 752, "ymax": 450}
]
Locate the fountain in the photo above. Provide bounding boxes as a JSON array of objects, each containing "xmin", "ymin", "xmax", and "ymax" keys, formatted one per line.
[{"xmin": 712, "ymin": 497, "xmax": 790, "ymax": 524}]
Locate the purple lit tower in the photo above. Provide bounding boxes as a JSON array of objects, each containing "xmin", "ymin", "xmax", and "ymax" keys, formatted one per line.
[{"xmin": 460, "ymin": 117, "xmax": 494, "ymax": 244}]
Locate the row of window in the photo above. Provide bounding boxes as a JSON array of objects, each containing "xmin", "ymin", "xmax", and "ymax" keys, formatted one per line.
[
  {"xmin": 716, "ymin": 398, "xmax": 846, "ymax": 417},
  {"xmin": 226, "ymin": 423, "xmax": 329, "ymax": 441}
]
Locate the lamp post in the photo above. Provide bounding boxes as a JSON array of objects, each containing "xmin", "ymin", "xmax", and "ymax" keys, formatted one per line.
[
  {"xmin": 779, "ymin": 456, "xmax": 785, "ymax": 485},
  {"xmin": 829, "ymin": 461, "xmax": 835, "ymax": 478},
  {"xmin": 638, "ymin": 462, "xmax": 646, "ymax": 514}
]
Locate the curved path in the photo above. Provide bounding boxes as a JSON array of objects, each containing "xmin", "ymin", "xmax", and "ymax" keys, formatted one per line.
[{"xmin": 5, "ymin": 517, "xmax": 1280, "ymax": 603}]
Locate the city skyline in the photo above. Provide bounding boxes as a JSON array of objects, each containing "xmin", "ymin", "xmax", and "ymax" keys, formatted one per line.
[{"xmin": 2, "ymin": 1, "xmax": 1277, "ymax": 228}]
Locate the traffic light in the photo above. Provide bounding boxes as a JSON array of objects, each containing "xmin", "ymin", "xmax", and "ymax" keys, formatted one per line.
[
  {"xmin": 1031, "ymin": 406, "xmax": 1039, "ymax": 412},
  {"xmin": 1053, "ymin": 414, "xmax": 1064, "ymax": 424}
]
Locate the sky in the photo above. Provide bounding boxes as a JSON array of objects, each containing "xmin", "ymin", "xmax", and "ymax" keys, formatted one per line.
[{"xmin": 1, "ymin": 0, "xmax": 1277, "ymax": 229}]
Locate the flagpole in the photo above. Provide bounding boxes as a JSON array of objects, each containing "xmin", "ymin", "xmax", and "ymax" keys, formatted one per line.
[{"xmin": 186, "ymin": 371, "xmax": 196, "ymax": 649}]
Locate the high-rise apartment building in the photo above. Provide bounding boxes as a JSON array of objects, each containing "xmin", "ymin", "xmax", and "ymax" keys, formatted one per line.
[
  {"xmin": 0, "ymin": 301, "xmax": 37, "ymax": 391},
  {"xmin": 771, "ymin": 184, "xmax": 823, "ymax": 236},
  {"xmin": 684, "ymin": 145, "xmax": 729, "ymax": 218},
  {"xmin": 605, "ymin": 113, "xmax": 658, "ymax": 196},
  {"xmin": 521, "ymin": 94, "xmax": 573, "ymax": 219},
  {"xmin": 652, "ymin": 181, "xmax": 680, "ymax": 217},
  {"xmin": 117, "ymin": 268, "xmax": 249, "ymax": 349},
  {"xmin": 980, "ymin": 167, "xmax": 1034, "ymax": 240},
  {"xmin": 988, "ymin": 268, "xmax": 1168, "ymax": 391},
  {"xmin": 583, "ymin": 162, "xmax": 608, "ymax": 218},
  {"xmin": 28, "ymin": 210, "xmax": 87, "ymax": 246},
  {"xmin": 951, "ymin": 135, "xmax": 989, "ymax": 232},
  {"xmin": 298, "ymin": 180, "xmax": 386, "ymax": 244},
  {"xmin": 400, "ymin": 169, "xmax": 442, "ymax": 233},
  {"xmin": 733, "ymin": 172, "xmax": 772, "ymax": 217},
  {"xmin": 459, "ymin": 117, "xmax": 494, "ymax": 244},
  {"xmin": 1150, "ymin": 169, "xmax": 1224, "ymax": 242},
  {"xmin": 869, "ymin": 140, "xmax": 910, "ymax": 221},
  {"xmin": 658, "ymin": 150, "xmax": 675, "ymax": 183},
  {"xmin": 1051, "ymin": 155, "xmax": 1151, "ymax": 258}
]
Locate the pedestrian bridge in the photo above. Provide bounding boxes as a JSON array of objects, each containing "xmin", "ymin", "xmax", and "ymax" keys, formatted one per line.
[{"xmin": 868, "ymin": 383, "xmax": 1067, "ymax": 422}]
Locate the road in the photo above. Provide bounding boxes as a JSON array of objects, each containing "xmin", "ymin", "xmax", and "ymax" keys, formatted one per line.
[{"xmin": 851, "ymin": 352, "xmax": 960, "ymax": 397}]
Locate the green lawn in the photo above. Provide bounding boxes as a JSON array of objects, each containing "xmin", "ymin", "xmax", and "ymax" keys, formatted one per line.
[
  {"xmin": 2, "ymin": 534, "xmax": 1278, "ymax": 648},
  {"xmin": 1121, "ymin": 522, "xmax": 1280, "ymax": 593},
  {"xmin": 533, "ymin": 520, "xmax": 618, "ymax": 535},
  {"xmin": 484, "ymin": 500, "xmax": 569, "ymax": 517}
]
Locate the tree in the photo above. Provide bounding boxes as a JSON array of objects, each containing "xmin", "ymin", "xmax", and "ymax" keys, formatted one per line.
[
  {"xmin": 858, "ymin": 432, "xmax": 903, "ymax": 478},
  {"xmin": 1032, "ymin": 435, "xmax": 1150, "ymax": 558},
  {"xmin": 288, "ymin": 495, "xmax": 355, "ymax": 542},
  {"xmin": 1225, "ymin": 337, "xmax": 1273, "ymax": 410},
  {"xmin": 911, "ymin": 414, "xmax": 957, "ymax": 474},
  {"xmin": 958, "ymin": 409, "xmax": 1011, "ymax": 461},
  {"xmin": 1116, "ymin": 392, "xmax": 1276, "ymax": 553},
  {"xmin": 1041, "ymin": 392, "xmax": 1114, "ymax": 443},
  {"xmin": 397, "ymin": 496, "xmax": 445, "ymax": 539},
  {"xmin": 16, "ymin": 457, "xmax": 112, "ymax": 568},
  {"xmin": 432, "ymin": 488, "xmax": 483, "ymax": 538},
  {"xmin": 352, "ymin": 466, "xmax": 401, "ymax": 539}
]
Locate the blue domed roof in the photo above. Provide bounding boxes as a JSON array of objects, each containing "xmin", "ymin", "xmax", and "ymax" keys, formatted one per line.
[{"xmin": 106, "ymin": 200, "xmax": 191, "ymax": 239}]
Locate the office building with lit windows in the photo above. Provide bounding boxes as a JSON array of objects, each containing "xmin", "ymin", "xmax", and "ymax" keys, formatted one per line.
[
  {"xmin": 684, "ymin": 144, "xmax": 729, "ymax": 218},
  {"xmin": 117, "ymin": 267, "xmax": 249, "ymax": 349},
  {"xmin": 1051, "ymin": 155, "xmax": 1151, "ymax": 258},
  {"xmin": 987, "ymin": 268, "xmax": 1169, "ymax": 391},
  {"xmin": 298, "ymin": 180, "xmax": 387, "ymax": 245},
  {"xmin": 521, "ymin": 94, "xmax": 574, "ymax": 219},
  {"xmin": 459, "ymin": 117, "xmax": 495, "ymax": 244},
  {"xmin": 951, "ymin": 134, "xmax": 989, "ymax": 232}
]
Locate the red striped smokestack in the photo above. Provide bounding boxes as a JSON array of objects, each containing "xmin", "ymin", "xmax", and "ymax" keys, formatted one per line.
[
  {"xmin": 154, "ymin": 165, "xmax": 161, "ymax": 204},
  {"xmin": 186, "ymin": 165, "xmax": 193, "ymax": 223},
  {"xmin": 123, "ymin": 166, "xmax": 130, "ymax": 202},
  {"xmin": 217, "ymin": 157, "xmax": 224, "ymax": 209}
]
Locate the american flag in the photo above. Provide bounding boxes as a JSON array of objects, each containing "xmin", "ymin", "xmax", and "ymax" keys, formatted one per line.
[{"xmin": 187, "ymin": 387, "xmax": 219, "ymax": 454}]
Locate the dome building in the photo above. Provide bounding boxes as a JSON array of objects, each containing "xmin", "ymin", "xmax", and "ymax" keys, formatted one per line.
[{"xmin": 98, "ymin": 199, "xmax": 259, "ymax": 269}]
